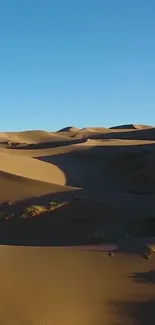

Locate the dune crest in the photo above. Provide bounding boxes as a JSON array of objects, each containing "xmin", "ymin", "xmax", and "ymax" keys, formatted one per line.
[
  {"xmin": 110, "ymin": 124, "xmax": 153, "ymax": 130},
  {"xmin": 6, "ymin": 130, "xmax": 61, "ymax": 144},
  {"xmin": 57, "ymin": 126, "xmax": 79, "ymax": 132},
  {"xmin": 79, "ymin": 127, "xmax": 110, "ymax": 133}
]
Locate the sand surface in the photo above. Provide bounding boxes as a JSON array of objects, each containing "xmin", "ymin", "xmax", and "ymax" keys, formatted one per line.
[
  {"xmin": 0, "ymin": 246, "xmax": 154, "ymax": 325},
  {"xmin": 0, "ymin": 124, "xmax": 155, "ymax": 324}
]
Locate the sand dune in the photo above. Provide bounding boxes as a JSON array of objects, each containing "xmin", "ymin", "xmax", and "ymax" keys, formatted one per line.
[
  {"xmin": 0, "ymin": 124, "xmax": 155, "ymax": 324},
  {"xmin": 3, "ymin": 130, "xmax": 54, "ymax": 143},
  {"xmin": 0, "ymin": 151, "xmax": 66, "ymax": 185},
  {"xmin": 74, "ymin": 138, "xmax": 155, "ymax": 147},
  {"xmin": 110, "ymin": 124, "xmax": 153, "ymax": 130},
  {"xmin": 57, "ymin": 126, "xmax": 79, "ymax": 132},
  {"xmin": 90, "ymin": 127, "xmax": 155, "ymax": 140},
  {"xmin": 0, "ymin": 132, "xmax": 9, "ymax": 142},
  {"xmin": 79, "ymin": 127, "xmax": 110, "ymax": 133},
  {"xmin": 1, "ymin": 124, "xmax": 155, "ymax": 201},
  {"xmin": 0, "ymin": 171, "xmax": 69, "ymax": 202},
  {"xmin": 3, "ymin": 130, "xmax": 75, "ymax": 144}
]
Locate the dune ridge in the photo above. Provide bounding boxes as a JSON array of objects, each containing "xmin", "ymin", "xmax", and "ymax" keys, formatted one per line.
[{"xmin": 110, "ymin": 124, "xmax": 153, "ymax": 130}]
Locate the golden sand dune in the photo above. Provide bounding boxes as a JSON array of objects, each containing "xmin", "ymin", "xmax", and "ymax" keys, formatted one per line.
[
  {"xmin": 0, "ymin": 170, "xmax": 76, "ymax": 201},
  {"xmin": 74, "ymin": 138, "xmax": 155, "ymax": 147},
  {"xmin": 0, "ymin": 126, "xmax": 155, "ymax": 195},
  {"xmin": 59, "ymin": 125, "xmax": 155, "ymax": 141},
  {"xmin": 0, "ymin": 125, "xmax": 155, "ymax": 325},
  {"xmin": 0, "ymin": 132, "xmax": 9, "ymax": 141},
  {"xmin": 79, "ymin": 127, "xmax": 110, "ymax": 133},
  {"xmin": 2, "ymin": 130, "xmax": 74, "ymax": 144},
  {"xmin": 0, "ymin": 151, "xmax": 66, "ymax": 185},
  {"xmin": 1, "ymin": 138, "xmax": 155, "ymax": 161},
  {"xmin": 2, "ymin": 130, "xmax": 54, "ymax": 143},
  {"xmin": 0, "ymin": 131, "xmax": 87, "ymax": 149}
]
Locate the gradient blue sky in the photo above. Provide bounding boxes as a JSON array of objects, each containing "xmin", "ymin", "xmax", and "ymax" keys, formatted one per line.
[{"xmin": 0, "ymin": 0, "xmax": 155, "ymax": 131}]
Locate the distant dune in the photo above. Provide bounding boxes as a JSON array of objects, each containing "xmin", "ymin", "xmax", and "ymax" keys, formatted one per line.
[
  {"xmin": 110, "ymin": 124, "xmax": 153, "ymax": 130},
  {"xmin": 2, "ymin": 130, "xmax": 75, "ymax": 144},
  {"xmin": 79, "ymin": 127, "xmax": 110, "ymax": 133},
  {"xmin": 57, "ymin": 126, "xmax": 80, "ymax": 132}
]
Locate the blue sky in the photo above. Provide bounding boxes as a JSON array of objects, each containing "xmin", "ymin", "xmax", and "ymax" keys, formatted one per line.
[{"xmin": 0, "ymin": 0, "xmax": 155, "ymax": 131}]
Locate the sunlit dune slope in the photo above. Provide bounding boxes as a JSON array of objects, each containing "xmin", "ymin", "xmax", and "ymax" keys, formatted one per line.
[
  {"xmin": 0, "ymin": 152, "xmax": 66, "ymax": 185},
  {"xmin": 2, "ymin": 130, "xmax": 75, "ymax": 144},
  {"xmin": 0, "ymin": 171, "xmax": 76, "ymax": 201}
]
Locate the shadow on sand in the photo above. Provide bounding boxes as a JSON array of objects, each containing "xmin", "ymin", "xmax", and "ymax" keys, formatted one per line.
[
  {"xmin": 0, "ymin": 187, "xmax": 155, "ymax": 248},
  {"xmin": 35, "ymin": 142, "xmax": 155, "ymax": 194},
  {"xmin": 8, "ymin": 137, "xmax": 87, "ymax": 150},
  {"xmin": 106, "ymin": 270, "xmax": 155, "ymax": 325},
  {"xmin": 107, "ymin": 297, "xmax": 155, "ymax": 325},
  {"xmin": 80, "ymin": 236, "xmax": 155, "ymax": 256},
  {"xmin": 129, "ymin": 270, "xmax": 155, "ymax": 285}
]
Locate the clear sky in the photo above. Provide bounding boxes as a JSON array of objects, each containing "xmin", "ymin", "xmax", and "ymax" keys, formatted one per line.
[{"xmin": 0, "ymin": 0, "xmax": 155, "ymax": 131}]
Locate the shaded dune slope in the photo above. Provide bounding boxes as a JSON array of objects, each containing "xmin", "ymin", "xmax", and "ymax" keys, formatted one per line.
[
  {"xmin": 35, "ymin": 142, "xmax": 155, "ymax": 194},
  {"xmin": 88, "ymin": 127, "xmax": 155, "ymax": 141},
  {"xmin": 110, "ymin": 124, "xmax": 153, "ymax": 130},
  {"xmin": 11, "ymin": 137, "xmax": 87, "ymax": 149},
  {"xmin": 36, "ymin": 150, "xmax": 115, "ymax": 190},
  {"xmin": 57, "ymin": 126, "xmax": 79, "ymax": 132}
]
